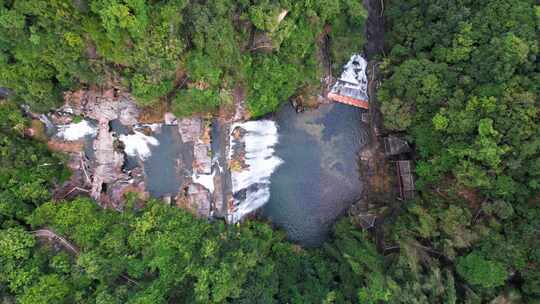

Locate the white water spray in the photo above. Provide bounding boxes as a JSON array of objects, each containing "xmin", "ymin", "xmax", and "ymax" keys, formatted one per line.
[
  {"xmin": 229, "ymin": 120, "xmax": 283, "ymax": 223},
  {"xmin": 119, "ymin": 131, "xmax": 159, "ymax": 160},
  {"xmin": 56, "ymin": 120, "xmax": 97, "ymax": 140}
]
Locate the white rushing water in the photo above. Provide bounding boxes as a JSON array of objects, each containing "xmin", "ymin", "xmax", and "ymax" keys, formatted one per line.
[
  {"xmin": 119, "ymin": 131, "xmax": 159, "ymax": 160},
  {"xmin": 56, "ymin": 120, "xmax": 97, "ymax": 140},
  {"xmin": 192, "ymin": 172, "xmax": 215, "ymax": 193},
  {"xmin": 229, "ymin": 120, "xmax": 283, "ymax": 223}
]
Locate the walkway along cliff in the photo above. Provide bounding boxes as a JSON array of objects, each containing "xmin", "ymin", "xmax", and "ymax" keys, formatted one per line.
[{"xmin": 350, "ymin": 0, "xmax": 417, "ymax": 253}]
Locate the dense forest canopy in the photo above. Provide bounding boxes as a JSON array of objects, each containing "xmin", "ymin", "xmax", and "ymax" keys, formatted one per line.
[
  {"xmin": 0, "ymin": 0, "xmax": 539, "ymax": 303},
  {"xmin": 2, "ymin": 197, "xmax": 390, "ymax": 304},
  {"xmin": 380, "ymin": 0, "xmax": 540, "ymax": 200},
  {"xmin": 0, "ymin": 0, "xmax": 365, "ymax": 116},
  {"xmin": 378, "ymin": 0, "xmax": 540, "ymax": 302}
]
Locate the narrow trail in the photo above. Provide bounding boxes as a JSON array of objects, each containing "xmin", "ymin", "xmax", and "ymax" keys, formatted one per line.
[
  {"xmin": 33, "ymin": 229, "xmax": 80, "ymax": 255},
  {"xmin": 358, "ymin": 0, "xmax": 390, "ymax": 253},
  {"xmin": 32, "ymin": 228, "xmax": 139, "ymax": 286}
]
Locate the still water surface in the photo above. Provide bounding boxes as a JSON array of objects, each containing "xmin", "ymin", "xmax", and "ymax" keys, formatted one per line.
[{"xmin": 263, "ymin": 103, "xmax": 368, "ymax": 246}]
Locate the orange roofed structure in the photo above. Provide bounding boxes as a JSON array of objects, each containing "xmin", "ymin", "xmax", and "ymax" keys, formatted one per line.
[{"xmin": 328, "ymin": 54, "xmax": 369, "ymax": 109}]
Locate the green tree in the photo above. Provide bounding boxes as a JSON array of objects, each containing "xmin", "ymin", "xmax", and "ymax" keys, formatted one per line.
[
  {"xmin": 0, "ymin": 103, "xmax": 67, "ymax": 224},
  {"xmin": 19, "ymin": 274, "xmax": 71, "ymax": 304},
  {"xmin": 457, "ymin": 252, "xmax": 508, "ymax": 289},
  {"xmin": 0, "ymin": 227, "xmax": 39, "ymax": 293}
]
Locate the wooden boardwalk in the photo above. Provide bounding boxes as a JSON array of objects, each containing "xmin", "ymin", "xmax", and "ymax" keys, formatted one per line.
[{"xmin": 33, "ymin": 229, "xmax": 80, "ymax": 255}]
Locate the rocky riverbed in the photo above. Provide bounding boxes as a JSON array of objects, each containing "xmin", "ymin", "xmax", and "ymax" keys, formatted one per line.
[
  {"xmin": 32, "ymin": 84, "xmax": 368, "ymax": 246},
  {"xmin": 27, "ymin": 74, "xmax": 368, "ymax": 248},
  {"xmin": 29, "ymin": 89, "xmax": 212, "ymax": 215},
  {"xmin": 25, "ymin": 45, "xmax": 375, "ymax": 245}
]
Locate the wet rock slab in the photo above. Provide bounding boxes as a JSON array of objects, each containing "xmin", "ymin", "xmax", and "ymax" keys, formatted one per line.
[
  {"xmin": 176, "ymin": 117, "xmax": 215, "ymax": 218},
  {"xmin": 48, "ymin": 89, "xmax": 148, "ymax": 208}
]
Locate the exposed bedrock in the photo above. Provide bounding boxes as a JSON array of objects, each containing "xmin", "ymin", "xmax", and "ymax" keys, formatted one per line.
[
  {"xmin": 63, "ymin": 89, "xmax": 139, "ymax": 126},
  {"xmin": 48, "ymin": 89, "xmax": 148, "ymax": 208},
  {"xmin": 45, "ymin": 85, "xmax": 280, "ymax": 223},
  {"xmin": 90, "ymin": 119, "xmax": 127, "ymax": 202},
  {"xmin": 177, "ymin": 117, "xmax": 215, "ymax": 218}
]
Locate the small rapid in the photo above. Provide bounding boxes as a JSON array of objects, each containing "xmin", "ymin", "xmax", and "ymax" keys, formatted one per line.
[
  {"xmin": 119, "ymin": 129, "xmax": 159, "ymax": 160},
  {"xmin": 56, "ymin": 120, "xmax": 97, "ymax": 141}
]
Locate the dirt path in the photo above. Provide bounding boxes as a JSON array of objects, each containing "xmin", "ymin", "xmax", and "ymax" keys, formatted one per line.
[
  {"xmin": 358, "ymin": 0, "xmax": 389, "ymax": 204},
  {"xmin": 317, "ymin": 24, "xmax": 334, "ymax": 103}
]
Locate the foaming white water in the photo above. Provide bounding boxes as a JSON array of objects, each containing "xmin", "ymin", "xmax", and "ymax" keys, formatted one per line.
[
  {"xmin": 229, "ymin": 120, "xmax": 283, "ymax": 223},
  {"xmin": 56, "ymin": 120, "xmax": 97, "ymax": 140},
  {"xmin": 192, "ymin": 172, "xmax": 215, "ymax": 193},
  {"xmin": 119, "ymin": 131, "xmax": 159, "ymax": 160}
]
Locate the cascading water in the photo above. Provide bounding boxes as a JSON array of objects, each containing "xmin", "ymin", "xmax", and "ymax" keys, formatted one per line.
[
  {"xmin": 39, "ymin": 114, "xmax": 57, "ymax": 136},
  {"xmin": 228, "ymin": 120, "xmax": 283, "ymax": 223},
  {"xmin": 56, "ymin": 120, "xmax": 97, "ymax": 141},
  {"xmin": 119, "ymin": 129, "xmax": 160, "ymax": 160}
]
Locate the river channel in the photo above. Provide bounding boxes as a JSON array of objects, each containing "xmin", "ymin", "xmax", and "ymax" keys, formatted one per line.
[{"xmin": 48, "ymin": 95, "xmax": 368, "ymax": 247}]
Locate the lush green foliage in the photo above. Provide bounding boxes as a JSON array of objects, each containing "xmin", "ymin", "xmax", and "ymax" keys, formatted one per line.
[
  {"xmin": 379, "ymin": 0, "xmax": 539, "ymax": 199},
  {"xmin": 378, "ymin": 0, "xmax": 540, "ymax": 302},
  {"xmin": 1, "ymin": 1, "xmax": 539, "ymax": 303},
  {"xmin": 0, "ymin": 197, "xmax": 388, "ymax": 303},
  {"xmin": 0, "ymin": 102, "xmax": 68, "ymax": 225},
  {"xmin": 456, "ymin": 253, "xmax": 508, "ymax": 289},
  {"xmin": 0, "ymin": 0, "xmax": 366, "ymax": 116}
]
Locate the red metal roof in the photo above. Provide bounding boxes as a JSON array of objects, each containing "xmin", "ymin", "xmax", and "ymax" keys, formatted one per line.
[{"xmin": 328, "ymin": 93, "xmax": 369, "ymax": 109}]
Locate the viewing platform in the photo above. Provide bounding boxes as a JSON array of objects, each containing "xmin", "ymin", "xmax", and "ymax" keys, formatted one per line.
[{"xmin": 328, "ymin": 54, "xmax": 369, "ymax": 109}]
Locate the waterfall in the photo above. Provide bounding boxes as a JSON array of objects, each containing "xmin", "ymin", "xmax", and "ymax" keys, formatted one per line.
[
  {"xmin": 119, "ymin": 129, "xmax": 159, "ymax": 160},
  {"xmin": 228, "ymin": 120, "xmax": 283, "ymax": 223},
  {"xmin": 56, "ymin": 120, "xmax": 97, "ymax": 141}
]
